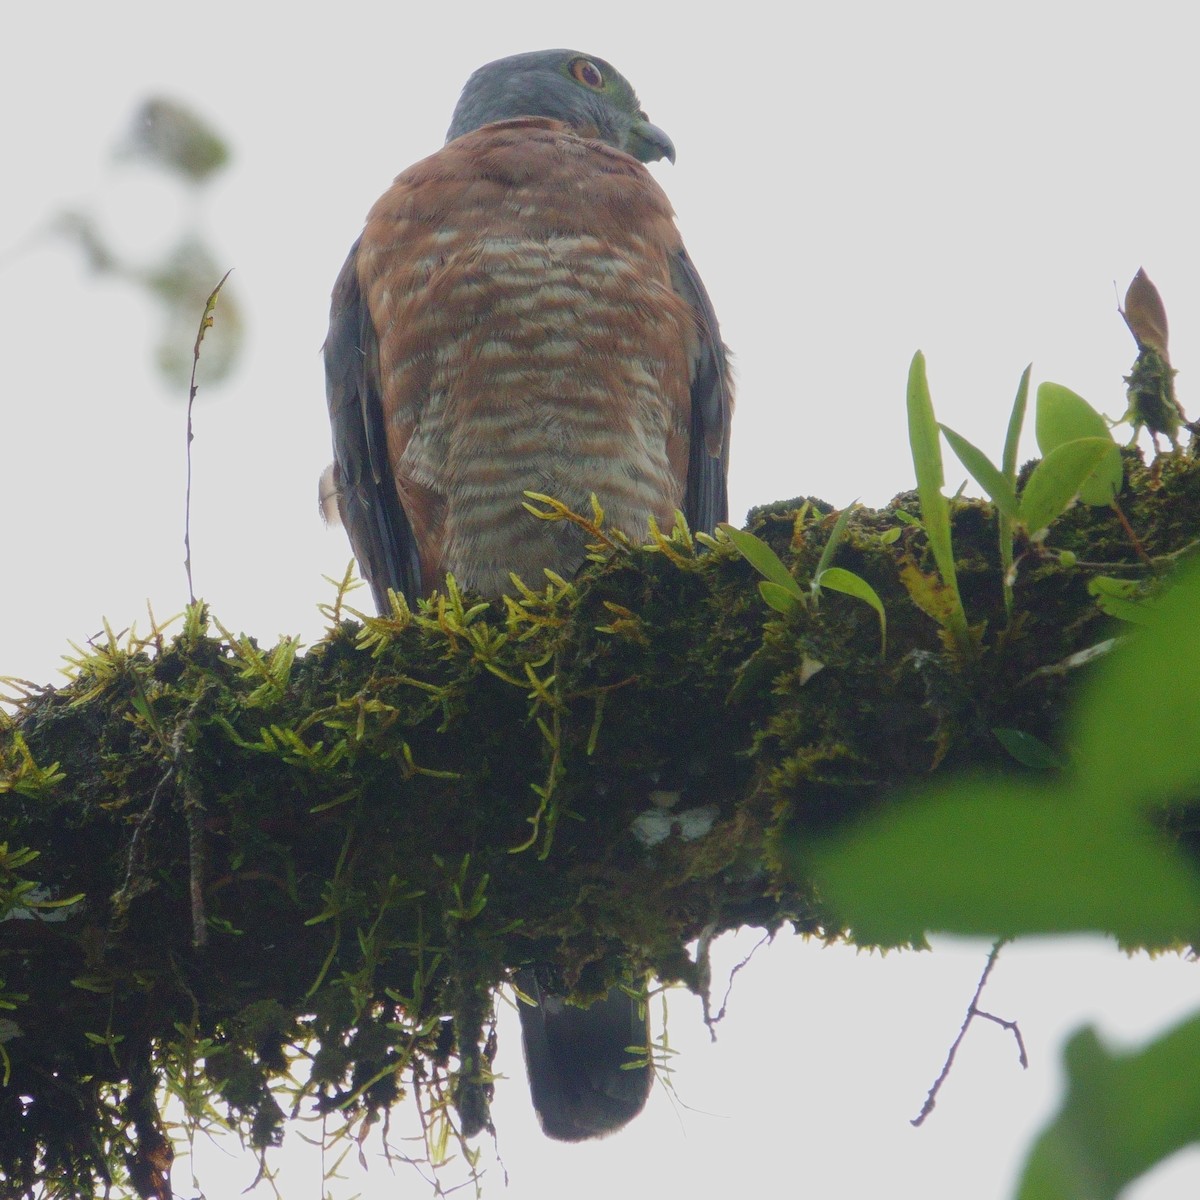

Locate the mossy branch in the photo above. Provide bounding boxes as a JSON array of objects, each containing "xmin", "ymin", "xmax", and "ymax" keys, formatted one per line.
[{"xmin": 2, "ymin": 449, "xmax": 1199, "ymax": 1197}]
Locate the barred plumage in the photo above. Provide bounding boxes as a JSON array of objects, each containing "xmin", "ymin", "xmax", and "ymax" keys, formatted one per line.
[{"xmin": 323, "ymin": 49, "xmax": 732, "ymax": 1142}]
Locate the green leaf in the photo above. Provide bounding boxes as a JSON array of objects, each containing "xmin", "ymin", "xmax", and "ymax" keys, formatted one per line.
[
  {"xmin": 1000, "ymin": 366, "xmax": 1032, "ymax": 619},
  {"xmin": 993, "ymin": 727, "xmax": 1065, "ymax": 770},
  {"xmin": 939, "ymin": 424, "xmax": 1019, "ymax": 517},
  {"xmin": 1017, "ymin": 1016, "xmax": 1200, "ymax": 1200},
  {"xmin": 815, "ymin": 567, "xmax": 887, "ymax": 657},
  {"xmin": 1078, "ymin": 445, "xmax": 1122, "ymax": 507},
  {"xmin": 1035, "ymin": 382, "xmax": 1122, "ymax": 506},
  {"xmin": 814, "ymin": 505, "xmax": 856, "ymax": 578},
  {"xmin": 70, "ymin": 976, "xmax": 115, "ymax": 994},
  {"xmin": 22, "ymin": 891, "xmax": 84, "ymax": 911},
  {"xmin": 1003, "ymin": 364, "xmax": 1032, "ymax": 481},
  {"xmin": 1036, "ymin": 382, "xmax": 1111, "ymax": 450},
  {"xmin": 83, "ymin": 1030, "xmax": 123, "ymax": 1046},
  {"xmin": 1018, "ymin": 437, "xmax": 1117, "ymax": 536},
  {"xmin": 759, "ymin": 581, "xmax": 802, "ymax": 614},
  {"xmin": 905, "ymin": 351, "xmax": 971, "ymax": 655},
  {"xmin": 720, "ymin": 525, "xmax": 804, "ymax": 601},
  {"xmin": 1075, "ymin": 557, "xmax": 1200, "ymax": 812},
  {"xmin": 906, "ymin": 352, "xmax": 950, "ymax": 551},
  {"xmin": 809, "ymin": 777, "xmax": 1200, "ymax": 945},
  {"xmin": 1087, "ymin": 576, "xmax": 1155, "ymax": 624}
]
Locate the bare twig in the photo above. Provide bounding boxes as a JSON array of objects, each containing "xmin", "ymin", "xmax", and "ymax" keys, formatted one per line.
[
  {"xmin": 113, "ymin": 763, "xmax": 176, "ymax": 916},
  {"xmin": 113, "ymin": 694, "xmax": 209, "ymax": 947},
  {"xmin": 973, "ymin": 1009, "xmax": 1029, "ymax": 1068},
  {"xmin": 911, "ymin": 937, "xmax": 1026, "ymax": 1126},
  {"xmin": 179, "ymin": 760, "xmax": 207, "ymax": 950},
  {"xmin": 184, "ymin": 269, "xmax": 233, "ymax": 604},
  {"xmin": 702, "ymin": 928, "xmax": 772, "ymax": 1037},
  {"xmin": 1110, "ymin": 499, "xmax": 1153, "ymax": 567}
]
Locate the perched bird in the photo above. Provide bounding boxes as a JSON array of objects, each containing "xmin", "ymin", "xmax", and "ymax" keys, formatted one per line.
[{"xmin": 323, "ymin": 48, "xmax": 732, "ymax": 1140}]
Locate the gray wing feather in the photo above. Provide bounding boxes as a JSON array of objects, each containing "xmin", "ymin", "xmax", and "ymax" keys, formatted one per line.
[
  {"xmin": 324, "ymin": 239, "xmax": 423, "ymax": 611},
  {"xmin": 670, "ymin": 247, "xmax": 733, "ymax": 533}
]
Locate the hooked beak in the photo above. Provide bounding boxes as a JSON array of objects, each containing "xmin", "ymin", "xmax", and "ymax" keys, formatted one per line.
[{"xmin": 627, "ymin": 119, "xmax": 676, "ymax": 165}]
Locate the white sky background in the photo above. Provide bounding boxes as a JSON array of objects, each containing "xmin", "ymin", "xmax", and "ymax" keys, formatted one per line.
[{"xmin": 3, "ymin": 2, "xmax": 1200, "ymax": 1196}]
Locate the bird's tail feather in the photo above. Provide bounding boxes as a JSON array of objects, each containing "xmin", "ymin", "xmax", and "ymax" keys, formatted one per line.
[{"xmin": 514, "ymin": 967, "xmax": 652, "ymax": 1141}]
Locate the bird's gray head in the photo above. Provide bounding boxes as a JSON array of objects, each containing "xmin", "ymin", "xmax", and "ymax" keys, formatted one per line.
[{"xmin": 446, "ymin": 49, "xmax": 676, "ymax": 164}]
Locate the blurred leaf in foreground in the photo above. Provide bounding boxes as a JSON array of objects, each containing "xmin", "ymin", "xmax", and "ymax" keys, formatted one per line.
[
  {"xmin": 812, "ymin": 557, "xmax": 1200, "ymax": 947},
  {"xmin": 1016, "ymin": 1015, "xmax": 1200, "ymax": 1200},
  {"xmin": 120, "ymin": 96, "xmax": 231, "ymax": 183}
]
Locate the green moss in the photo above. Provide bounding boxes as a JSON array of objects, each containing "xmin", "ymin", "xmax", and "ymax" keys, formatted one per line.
[{"xmin": 2, "ymin": 453, "xmax": 1198, "ymax": 1196}]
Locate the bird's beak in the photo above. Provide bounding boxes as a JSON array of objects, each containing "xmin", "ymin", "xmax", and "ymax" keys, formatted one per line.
[{"xmin": 627, "ymin": 119, "xmax": 676, "ymax": 165}]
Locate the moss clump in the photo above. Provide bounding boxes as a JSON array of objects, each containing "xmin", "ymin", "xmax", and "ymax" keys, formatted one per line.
[{"xmin": 2, "ymin": 451, "xmax": 1197, "ymax": 1196}]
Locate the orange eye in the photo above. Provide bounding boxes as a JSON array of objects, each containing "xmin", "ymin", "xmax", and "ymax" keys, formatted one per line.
[{"xmin": 570, "ymin": 59, "xmax": 604, "ymax": 89}]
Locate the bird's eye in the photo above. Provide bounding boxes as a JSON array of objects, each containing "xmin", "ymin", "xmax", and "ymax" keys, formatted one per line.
[{"xmin": 570, "ymin": 59, "xmax": 605, "ymax": 90}]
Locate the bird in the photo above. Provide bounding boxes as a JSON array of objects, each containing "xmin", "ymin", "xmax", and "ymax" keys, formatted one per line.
[{"xmin": 322, "ymin": 48, "xmax": 732, "ymax": 1141}]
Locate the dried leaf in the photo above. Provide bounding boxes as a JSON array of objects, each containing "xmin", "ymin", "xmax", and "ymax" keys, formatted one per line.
[{"xmin": 1121, "ymin": 268, "xmax": 1170, "ymax": 361}]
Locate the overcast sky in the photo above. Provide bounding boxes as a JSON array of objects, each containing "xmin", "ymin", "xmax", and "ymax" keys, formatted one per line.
[{"xmin": 4, "ymin": 3, "xmax": 1200, "ymax": 1197}]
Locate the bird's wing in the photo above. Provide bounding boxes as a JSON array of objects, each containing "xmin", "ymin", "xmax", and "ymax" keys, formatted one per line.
[
  {"xmin": 325, "ymin": 237, "xmax": 423, "ymax": 611},
  {"xmin": 670, "ymin": 247, "xmax": 733, "ymax": 533}
]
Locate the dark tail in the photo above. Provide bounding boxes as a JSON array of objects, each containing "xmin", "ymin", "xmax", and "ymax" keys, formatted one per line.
[{"xmin": 515, "ymin": 969, "xmax": 652, "ymax": 1140}]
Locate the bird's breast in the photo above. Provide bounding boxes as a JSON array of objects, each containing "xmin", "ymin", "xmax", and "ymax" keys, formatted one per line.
[{"xmin": 357, "ymin": 122, "xmax": 696, "ymax": 596}]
